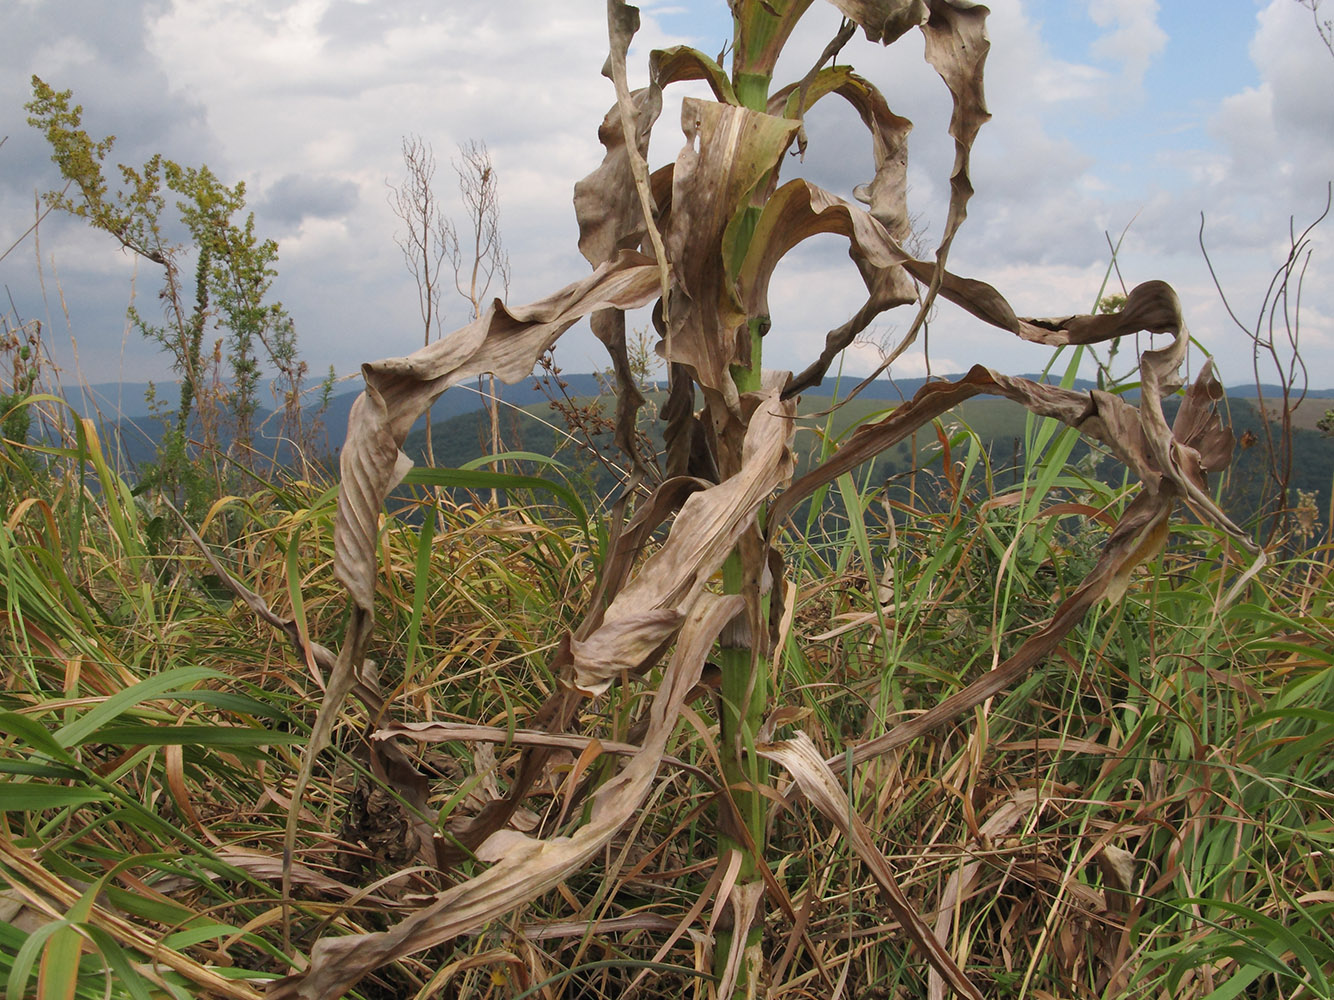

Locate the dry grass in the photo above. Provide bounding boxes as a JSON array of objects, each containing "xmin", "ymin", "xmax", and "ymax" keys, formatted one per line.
[{"xmin": 0, "ymin": 401, "xmax": 1331, "ymax": 998}]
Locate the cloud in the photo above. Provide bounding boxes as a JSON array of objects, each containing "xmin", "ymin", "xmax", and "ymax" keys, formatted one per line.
[
  {"xmin": 1210, "ymin": 0, "xmax": 1334, "ymax": 205},
  {"xmin": 1086, "ymin": 0, "xmax": 1168, "ymax": 89},
  {"xmin": 258, "ymin": 174, "xmax": 360, "ymax": 226},
  {"xmin": 1, "ymin": 0, "xmax": 1330, "ymax": 391}
]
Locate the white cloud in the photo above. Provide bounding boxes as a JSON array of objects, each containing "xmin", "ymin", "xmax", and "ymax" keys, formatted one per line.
[
  {"xmin": 1210, "ymin": 0, "xmax": 1334, "ymax": 204},
  {"xmin": 1086, "ymin": 0, "xmax": 1167, "ymax": 89},
  {"xmin": 2, "ymin": 0, "xmax": 1331, "ymax": 392}
]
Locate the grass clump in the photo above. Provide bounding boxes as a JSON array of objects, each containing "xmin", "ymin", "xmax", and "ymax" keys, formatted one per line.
[{"xmin": 1, "ymin": 374, "xmax": 1329, "ymax": 998}]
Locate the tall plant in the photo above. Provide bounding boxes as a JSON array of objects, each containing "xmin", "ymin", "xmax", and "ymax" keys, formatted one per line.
[
  {"xmin": 274, "ymin": 3, "xmax": 1261, "ymax": 997},
  {"xmin": 26, "ymin": 79, "xmax": 306, "ymax": 481}
]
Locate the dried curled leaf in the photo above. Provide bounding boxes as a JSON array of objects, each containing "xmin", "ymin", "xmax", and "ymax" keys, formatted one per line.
[
  {"xmin": 663, "ymin": 99, "xmax": 799, "ymax": 406},
  {"xmin": 920, "ymin": 0, "xmax": 991, "ymax": 249},
  {"xmin": 334, "ymin": 250, "xmax": 660, "ymax": 613},
  {"xmin": 572, "ymin": 387, "xmax": 796, "ymax": 694},
  {"xmin": 279, "ymin": 385, "xmax": 795, "ymax": 997},
  {"xmin": 270, "ymin": 594, "xmax": 742, "ymax": 1000},
  {"xmin": 824, "ymin": 0, "xmax": 929, "ymax": 44},
  {"xmin": 765, "ymin": 351, "xmax": 1262, "ymax": 782},
  {"xmin": 771, "ymin": 68, "xmax": 914, "ymax": 241}
]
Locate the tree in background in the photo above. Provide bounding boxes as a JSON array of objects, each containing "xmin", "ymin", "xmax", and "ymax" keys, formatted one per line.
[
  {"xmin": 389, "ymin": 135, "xmax": 451, "ymax": 466},
  {"xmin": 25, "ymin": 77, "xmax": 317, "ymax": 496},
  {"xmin": 391, "ymin": 137, "xmax": 511, "ymax": 498},
  {"xmin": 450, "ymin": 141, "xmax": 510, "ymax": 477}
]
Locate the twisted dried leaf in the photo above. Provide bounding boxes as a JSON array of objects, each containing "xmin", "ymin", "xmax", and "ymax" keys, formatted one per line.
[
  {"xmin": 335, "ymin": 250, "xmax": 661, "ymax": 612},
  {"xmin": 765, "ymin": 356, "xmax": 1261, "ymax": 775},
  {"xmin": 921, "ymin": 0, "xmax": 990, "ymax": 251},
  {"xmin": 270, "ymin": 594, "xmax": 742, "ymax": 1000},
  {"xmin": 571, "ymin": 388, "xmax": 796, "ymax": 694}
]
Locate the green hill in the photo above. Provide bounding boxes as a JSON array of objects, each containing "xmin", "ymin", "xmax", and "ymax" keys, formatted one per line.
[{"xmin": 401, "ymin": 386, "xmax": 1332, "ymax": 534}]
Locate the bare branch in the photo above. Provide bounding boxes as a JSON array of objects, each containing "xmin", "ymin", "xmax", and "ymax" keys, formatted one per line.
[
  {"xmin": 390, "ymin": 134, "xmax": 458, "ymax": 465},
  {"xmin": 1297, "ymin": 0, "xmax": 1334, "ymax": 57}
]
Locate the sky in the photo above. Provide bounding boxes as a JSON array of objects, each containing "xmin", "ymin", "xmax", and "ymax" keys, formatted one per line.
[{"xmin": 2, "ymin": 0, "xmax": 1332, "ymax": 399}]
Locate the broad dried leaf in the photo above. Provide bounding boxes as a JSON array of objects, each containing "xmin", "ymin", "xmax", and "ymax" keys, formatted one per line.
[
  {"xmin": 575, "ymin": 89, "xmax": 662, "ymax": 267},
  {"xmin": 573, "ymin": 25, "xmax": 739, "ymax": 487},
  {"xmin": 214, "ymin": 848, "xmax": 402, "ymax": 908},
  {"xmin": 595, "ymin": 0, "xmax": 672, "ymax": 308},
  {"xmin": 578, "ymin": 15, "xmax": 730, "ymax": 268},
  {"xmin": 735, "ymin": 177, "xmax": 918, "ymax": 393},
  {"xmin": 289, "ymin": 253, "xmax": 664, "ymax": 892},
  {"xmin": 571, "ymin": 388, "xmax": 796, "ymax": 694},
  {"xmin": 759, "ymin": 731, "xmax": 984, "ymax": 1000},
  {"xmin": 772, "ymin": 353, "xmax": 1244, "ymax": 538},
  {"xmin": 376, "ymin": 721, "xmax": 640, "ymax": 759},
  {"xmin": 1095, "ymin": 844, "xmax": 1136, "ymax": 913},
  {"xmin": 811, "ymin": 0, "xmax": 990, "ymax": 387},
  {"xmin": 732, "ymin": 185, "xmax": 1190, "ymax": 396},
  {"xmin": 278, "ymin": 387, "xmax": 794, "ymax": 996},
  {"xmin": 737, "ymin": 178, "xmax": 915, "ymax": 324},
  {"xmin": 651, "ymin": 45, "xmax": 736, "ymax": 104},
  {"xmin": 823, "ymin": 0, "xmax": 928, "ymax": 43},
  {"xmin": 663, "ymin": 99, "xmax": 799, "ymax": 406},
  {"xmin": 573, "ymin": 35, "xmax": 735, "ymax": 265}
]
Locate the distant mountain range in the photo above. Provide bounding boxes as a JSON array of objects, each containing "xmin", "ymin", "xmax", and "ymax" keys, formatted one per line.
[
  {"xmin": 35, "ymin": 370, "xmax": 1331, "ymax": 524},
  {"xmin": 56, "ymin": 373, "xmax": 1334, "ymax": 425}
]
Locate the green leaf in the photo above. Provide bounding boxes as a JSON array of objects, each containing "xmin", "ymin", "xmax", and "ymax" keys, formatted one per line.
[
  {"xmin": 169, "ymin": 690, "xmax": 295, "ymax": 722},
  {"xmin": 404, "ymin": 508, "xmax": 434, "ymax": 678},
  {"xmin": 8, "ymin": 920, "xmax": 58, "ymax": 1000},
  {"xmin": 0, "ymin": 784, "xmax": 108, "ymax": 811},
  {"xmin": 161, "ymin": 923, "xmax": 242, "ymax": 949},
  {"xmin": 79, "ymin": 927, "xmax": 155, "ymax": 1000},
  {"xmin": 0, "ymin": 761, "xmax": 81, "ymax": 780},
  {"xmin": 402, "ymin": 466, "xmax": 589, "ymax": 540},
  {"xmin": 1199, "ymin": 964, "xmax": 1266, "ymax": 1000},
  {"xmin": 53, "ymin": 666, "xmax": 219, "ymax": 749},
  {"xmin": 459, "ymin": 450, "xmax": 569, "ymax": 472},
  {"xmin": 89, "ymin": 724, "xmax": 301, "ymax": 747},
  {"xmin": 39, "ymin": 925, "xmax": 84, "ymax": 1000},
  {"xmin": 0, "ymin": 712, "xmax": 75, "ymax": 763}
]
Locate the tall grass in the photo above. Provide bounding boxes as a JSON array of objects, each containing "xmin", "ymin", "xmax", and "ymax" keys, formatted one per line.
[{"xmin": 0, "ymin": 371, "xmax": 1329, "ymax": 998}]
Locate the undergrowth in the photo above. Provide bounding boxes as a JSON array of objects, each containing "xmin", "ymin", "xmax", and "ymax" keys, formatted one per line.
[{"xmin": 0, "ymin": 381, "xmax": 1330, "ymax": 999}]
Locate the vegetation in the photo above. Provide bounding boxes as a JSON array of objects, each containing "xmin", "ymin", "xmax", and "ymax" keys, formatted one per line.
[
  {"xmin": 24, "ymin": 78, "xmax": 334, "ymax": 509},
  {"xmin": 1, "ymin": 3, "xmax": 1332, "ymax": 1000}
]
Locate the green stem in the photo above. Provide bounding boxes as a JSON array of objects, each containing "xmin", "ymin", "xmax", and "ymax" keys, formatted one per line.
[
  {"xmin": 712, "ymin": 9, "xmax": 804, "ymax": 988},
  {"xmin": 714, "ymin": 103, "xmax": 773, "ymax": 1000}
]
